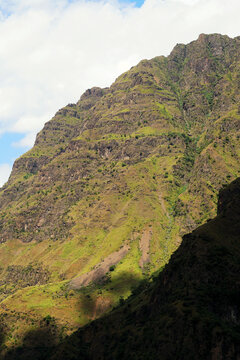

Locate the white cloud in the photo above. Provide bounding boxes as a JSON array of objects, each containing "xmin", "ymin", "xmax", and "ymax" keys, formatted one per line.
[
  {"xmin": 0, "ymin": 163, "xmax": 12, "ymax": 187},
  {"xmin": 0, "ymin": 0, "xmax": 239, "ymax": 161},
  {"xmin": 12, "ymin": 131, "xmax": 37, "ymax": 148}
]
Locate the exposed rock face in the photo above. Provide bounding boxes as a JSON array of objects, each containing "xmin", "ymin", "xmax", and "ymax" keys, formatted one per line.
[
  {"xmin": 1, "ymin": 34, "xmax": 240, "ymax": 243},
  {"xmin": 1, "ymin": 34, "xmax": 240, "ymax": 244},
  {"xmin": 0, "ymin": 265, "xmax": 50, "ymax": 301}
]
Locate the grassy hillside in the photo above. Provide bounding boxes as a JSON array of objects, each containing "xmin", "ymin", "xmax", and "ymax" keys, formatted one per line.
[
  {"xmin": 3, "ymin": 177, "xmax": 240, "ymax": 360},
  {"xmin": 0, "ymin": 33, "xmax": 240, "ymax": 347},
  {"xmin": 45, "ymin": 177, "xmax": 240, "ymax": 360}
]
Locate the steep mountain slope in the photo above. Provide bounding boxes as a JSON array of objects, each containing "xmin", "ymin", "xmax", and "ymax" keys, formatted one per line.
[
  {"xmin": 0, "ymin": 33, "xmax": 240, "ymax": 345},
  {"xmin": 49, "ymin": 177, "xmax": 240, "ymax": 360},
  {"xmin": 4, "ymin": 176, "xmax": 240, "ymax": 360}
]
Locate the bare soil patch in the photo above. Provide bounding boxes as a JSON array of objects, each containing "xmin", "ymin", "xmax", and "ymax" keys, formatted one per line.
[
  {"xmin": 139, "ymin": 228, "xmax": 152, "ymax": 269},
  {"xmin": 69, "ymin": 244, "xmax": 130, "ymax": 289}
]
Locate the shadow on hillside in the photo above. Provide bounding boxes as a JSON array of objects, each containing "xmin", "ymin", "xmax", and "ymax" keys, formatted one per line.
[
  {"xmin": 1, "ymin": 321, "xmax": 58, "ymax": 360},
  {"xmin": 0, "ymin": 326, "xmax": 5, "ymax": 354},
  {"xmin": 76, "ymin": 270, "xmax": 142, "ymax": 318},
  {"xmin": 1, "ymin": 271, "xmax": 150, "ymax": 360}
]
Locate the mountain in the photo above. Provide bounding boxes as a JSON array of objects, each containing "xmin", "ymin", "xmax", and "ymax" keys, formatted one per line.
[
  {"xmin": 0, "ymin": 33, "xmax": 240, "ymax": 349},
  {"xmin": 51, "ymin": 177, "xmax": 240, "ymax": 360},
  {"xmin": 4, "ymin": 175, "xmax": 240, "ymax": 360},
  {"xmin": 47, "ymin": 177, "xmax": 240, "ymax": 360}
]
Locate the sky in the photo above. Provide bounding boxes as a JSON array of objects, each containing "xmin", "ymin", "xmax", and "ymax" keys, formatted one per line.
[{"xmin": 0, "ymin": 0, "xmax": 240, "ymax": 186}]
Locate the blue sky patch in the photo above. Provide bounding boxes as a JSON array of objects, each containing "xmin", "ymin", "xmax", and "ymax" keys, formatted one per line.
[
  {"xmin": 119, "ymin": 0, "xmax": 145, "ymax": 7},
  {"xmin": 130, "ymin": 0, "xmax": 144, "ymax": 7},
  {"xmin": 0, "ymin": 133, "xmax": 29, "ymax": 165}
]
